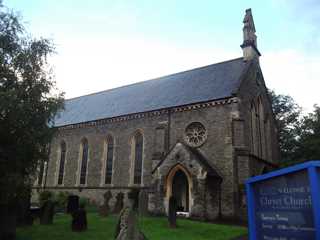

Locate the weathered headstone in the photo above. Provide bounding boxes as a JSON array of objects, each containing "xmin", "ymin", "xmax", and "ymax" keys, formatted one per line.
[
  {"xmin": 246, "ymin": 161, "xmax": 320, "ymax": 240},
  {"xmin": 30, "ymin": 206, "xmax": 41, "ymax": 221},
  {"xmin": 113, "ymin": 192, "xmax": 124, "ymax": 214},
  {"xmin": 168, "ymin": 196, "xmax": 177, "ymax": 228},
  {"xmin": 138, "ymin": 190, "xmax": 148, "ymax": 216},
  {"xmin": 114, "ymin": 189, "xmax": 147, "ymax": 240},
  {"xmin": 39, "ymin": 200, "xmax": 55, "ymax": 225},
  {"xmin": 66, "ymin": 195, "xmax": 79, "ymax": 214},
  {"xmin": 99, "ymin": 191, "xmax": 112, "ymax": 217},
  {"xmin": 71, "ymin": 204, "xmax": 87, "ymax": 232}
]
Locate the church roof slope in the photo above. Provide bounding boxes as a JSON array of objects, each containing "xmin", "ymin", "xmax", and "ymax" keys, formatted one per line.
[{"xmin": 54, "ymin": 57, "xmax": 248, "ymax": 127}]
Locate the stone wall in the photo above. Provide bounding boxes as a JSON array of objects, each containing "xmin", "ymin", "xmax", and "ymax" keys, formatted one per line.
[{"xmin": 42, "ymin": 99, "xmax": 240, "ymax": 219}]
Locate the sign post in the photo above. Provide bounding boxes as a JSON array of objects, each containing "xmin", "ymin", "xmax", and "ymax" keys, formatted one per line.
[{"xmin": 246, "ymin": 161, "xmax": 320, "ymax": 240}]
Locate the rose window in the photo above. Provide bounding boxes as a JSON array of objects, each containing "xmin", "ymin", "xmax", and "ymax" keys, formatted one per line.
[{"xmin": 184, "ymin": 122, "xmax": 207, "ymax": 147}]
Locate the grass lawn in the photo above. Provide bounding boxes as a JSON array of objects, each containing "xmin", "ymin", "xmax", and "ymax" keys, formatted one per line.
[{"xmin": 17, "ymin": 213, "xmax": 247, "ymax": 240}]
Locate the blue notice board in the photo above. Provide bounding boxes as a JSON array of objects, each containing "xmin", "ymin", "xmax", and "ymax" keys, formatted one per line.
[{"xmin": 246, "ymin": 161, "xmax": 320, "ymax": 240}]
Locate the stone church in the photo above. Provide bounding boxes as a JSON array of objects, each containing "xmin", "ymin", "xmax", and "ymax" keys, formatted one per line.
[{"xmin": 36, "ymin": 9, "xmax": 279, "ymax": 220}]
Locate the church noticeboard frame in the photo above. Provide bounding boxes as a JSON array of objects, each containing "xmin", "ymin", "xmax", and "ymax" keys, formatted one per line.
[{"xmin": 246, "ymin": 161, "xmax": 320, "ymax": 240}]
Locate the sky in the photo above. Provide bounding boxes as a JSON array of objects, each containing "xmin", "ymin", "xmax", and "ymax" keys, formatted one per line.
[{"xmin": 5, "ymin": 0, "xmax": 320, "ymax": 113}]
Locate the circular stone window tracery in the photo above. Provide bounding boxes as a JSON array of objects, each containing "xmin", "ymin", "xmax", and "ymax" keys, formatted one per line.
[{"xmin": 184, "ymin": 122, "xmax": 207, "ymax": 147}]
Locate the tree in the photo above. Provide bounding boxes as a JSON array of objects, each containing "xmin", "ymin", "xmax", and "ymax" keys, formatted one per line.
[
  {"xmin": 0, "ymin": 2, "xmax": 64, "ymax": 239},
  {"xmin": 268, "ymin": 90, "xmax": 301, "ymax": 162},
  {"xmin": 269, "ymin": 90, "xmax": 320, "ymax": 166},
  {"xmin": 295, "ymin": 105, "xmax": 320, "ymax": 161}
]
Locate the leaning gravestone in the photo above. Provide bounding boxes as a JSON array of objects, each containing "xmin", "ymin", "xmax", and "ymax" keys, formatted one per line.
[
  {"xmin": 114, "ymin": 189, "xmax": 147, "ymax": 240},
  {"xmin": 246, "ymin": 161, "xmax": 320, "ymax": 240},
  {"xmin": 168, "ymin": 196, "xmax": 177, "ymax": 228},
  {"xmin": 71, "ymin": 203, "xmax": 87, "ymax": 232},
  {"xmin": 67, "ymin": 195, "xmax": 79, "ymax": 214},
  {"xmin": 40, "ymin": 200, "xmax": 55, "ymax": 225},
  {"xmin": 113, "ymin": 192, "xmax": 124, "ymax": 214},
  {"xmin": 99, "ymin": 191, "xmax": 112, "ymax": 217}
]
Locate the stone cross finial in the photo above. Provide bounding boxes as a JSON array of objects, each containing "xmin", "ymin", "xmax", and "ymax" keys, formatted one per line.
[{"xmin": 241, "ymin": 8, "xmax": 261, "ymax": 61}]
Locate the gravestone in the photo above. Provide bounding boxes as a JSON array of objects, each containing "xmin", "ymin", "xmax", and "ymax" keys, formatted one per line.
[
  {"xmin": 30, "ymin": 206, "xmax": 41, "ymax": 221},
  {"xmin": 99, "ymin": 191, "xmax": 112, "ymax": 217},
  {"xmin": 71, "ymin": 204, "xmax": 87, "ymax": 232},
  {"xmin": 138, "ymin": 190, "xmax": 149, "ymax": 216},
  {"xmin": 168, "ymin": 196, "xmax": 177, "ymax": 228},
  {"xmin": 114, "ymin": 189, "xmax": 147, "ymax": 240},
  {"xmin": 67, "ymin": 195, "xmax": 79, "ymax": 214},
  {"xmin": 39, "ymin": 200, "xmax": 55, "ymax": 225},
  {"xmin": 113, "ymin": 192, "xmax": 124, "ymax": 214},
  {"xmin": 246, "ymin": 161, "xmax": 320, "ymax": 240}
]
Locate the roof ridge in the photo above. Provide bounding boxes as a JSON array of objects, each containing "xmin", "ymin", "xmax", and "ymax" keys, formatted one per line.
[{"xmin": 66, "ymin": 57, "xmax": 244, "ymax": 102}]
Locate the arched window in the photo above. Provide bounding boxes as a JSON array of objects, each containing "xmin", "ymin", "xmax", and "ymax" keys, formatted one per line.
[
  {"xmin": 80, "ymin": 138, "xmax": 89, "ymax": 185},
  {"xmin": 38, "ymin": 161, "xmax": 45, "ymax": 186},
  {"xmin": 104, "ymin": 136, "xmax": 114, "ymax": 184},
  {"xmin": 265, "ymin": 116, "xmax": 272, "ymax": 160},
  {"xmin": 258, "ymin": 98, "xmax": 265, "ymax": 158},
  {"xmin": 57, "ymin": 141, "xmax": 66, "ymax": 185},
  {"xmin": 250, "ymin": 102, "xmax": 258, "ymax": 156},
  {"xmin": 133, "ymin": 132, "xmax": 143, "ymax": 184}
]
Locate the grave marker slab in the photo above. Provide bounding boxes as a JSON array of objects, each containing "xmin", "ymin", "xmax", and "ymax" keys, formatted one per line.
[
  {"xmin": 71, "ymin": 206, "xmax": 87, "ymax": 232},
  {"xmin": 99, "ymin": 191, "xmax": 112, "ymax": 217},
  {"xmin": 113, "ymin": 192, "xmax": 124, "ymax": 214},
  {"xmin": 67, "ymin": 195, "xmax": 79, "ymax": 214},
  {"xmin": 168, "ymin": 196, "xmax": 177, "ymax": 228},
  {"xmin": 246, "ymin": 161, "xmax": 320, "ymax": 240},
  {"xmin": 39, "ymin": 200, "xmax": 55, "ymax": 225}
]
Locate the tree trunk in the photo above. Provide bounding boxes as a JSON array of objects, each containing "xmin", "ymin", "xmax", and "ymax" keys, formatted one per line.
[
  {"xmin": 16, "ymin": 191, "xmax": 33, "ymax": 226},
  {"xmin": 0, "ymin": 204, "xmax": 17, "ymax": 240}
]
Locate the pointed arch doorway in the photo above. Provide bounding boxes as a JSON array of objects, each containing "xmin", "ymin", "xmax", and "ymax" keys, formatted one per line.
[
  {"xmin": 166, "ymin": 164, "xmax": 193, "ymax": 213},
  {"xmin": 173, "ymin": 170, "xmax": 189, "ymax": 211}
]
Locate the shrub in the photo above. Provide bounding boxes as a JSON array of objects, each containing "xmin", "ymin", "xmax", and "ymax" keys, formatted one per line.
[
  {"xmin": 79, "ymin": 197, "xmax": 88, "ymax": 208},
  {"xmin": 39, "ymin": 191, "xmax": 54, "ymax": 206},
  {"xmin": 55, "ymin": 191, "xmax": 69, "ymax": 210}
]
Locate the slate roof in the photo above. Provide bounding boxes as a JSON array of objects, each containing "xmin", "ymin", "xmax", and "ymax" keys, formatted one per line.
[{"xmin": 54, "ymin": 57, "xmax": 248, "ymax": 127}]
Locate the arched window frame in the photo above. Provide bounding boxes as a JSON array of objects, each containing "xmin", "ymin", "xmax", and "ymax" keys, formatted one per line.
[
  {"xmin": 130, "ymin": 130, "xmax": 144, "ymax": 185},
  {"xmin": 250, "ymin": 101, "xmax": 258, "ymax": 156},
  {"xmin": 57, "ymin": 141, "xmax": 67, "ymax": 185},
  {"xmin": 256, "ymin": 98, "xmax": 263, "ymax": 158},
  {"xmin": 78, "ymin": 138, "xmax": 89, "ymax": 186},
  {"xmin": 37, "ymin": 161, "xmax": 45, "ymax": 186},
  {"xmin": 258, "ymin": 97, "xmax": 266, "ymax": 159},
  {"xmin": 265, "ymin": 114, "xmax": 272, "ymax": 161},
  {"xmin": 101, "ymin": 135, "xmax": 115, "ymax": 185}
]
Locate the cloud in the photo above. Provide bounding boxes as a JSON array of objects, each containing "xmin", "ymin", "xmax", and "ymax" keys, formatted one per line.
[
  {"xmin": 50, "ymin": 34, "xmax": 319, "ymax": 113},
  {"xmin": 274, "ymin": 0, "xmax": 320, "ymax": 23},
  {"xmin": 50, "ymin": 36, "xmax": 238, "ymax": 99},
  {"xmin": 261, "ymin": 49, "xmax": 320, "ymax": 112},
  {"xmin": 277, "ymin": 0, "xmax": 320, "ymax": 51}
]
